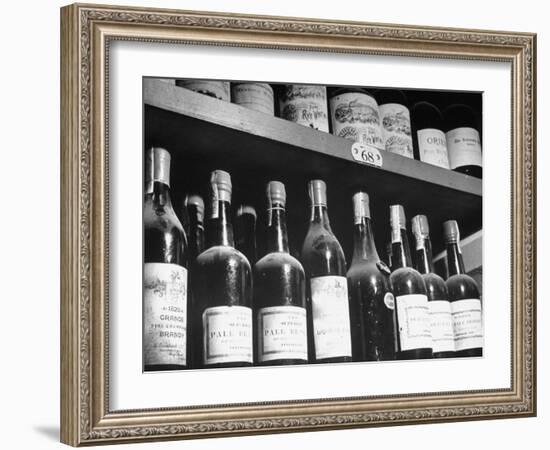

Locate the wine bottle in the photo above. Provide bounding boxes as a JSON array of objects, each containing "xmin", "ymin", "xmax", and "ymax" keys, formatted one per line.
[
  {"xmin": 412, "ymin": 215, "xmax": 455, "ymax": 358},
  {"xmin": 443, "ymin": 220, "xmax": 483, "ymax": 357},
  {"xmin": 254, "ymin": 181, "xmax": 308, "ymax": 365},
  {"xmin": 389, "ymin": 205, "xmax": 432, "ymax": 360},
  {"xmin": 301, "ymin": 180, "xmax": 352, "ymax": 363},
  {"xmin": 236, "ymin": 205, "xmax": 258, "ymax": 266},
  {"xmin": 443, "ymin": 104, "xmax": 482, "ymax": 178},
  {"xmin": 143, "ymin": 147, "xmax": 189, "ymax": 371},
  {"xmin": 376, "ymin": 89, "xmax": 414, "ymax": 159},
  {"xmin": 184, "ymin": 194, "xmax": 205, "ymax": 261},
  {"xmin": 346, "ymin": 192, "xmax": 396, "ymax": 361},
  {"xmin": 411, "ymin": 101, "xmax": 450, "ymax": 169},
  {"xmin": 386, "ymin": 242, "xmax": 393, "ymax": 269},
  {"xmin": 193, "ymin": 170, "xmax": 253, "ymax": 368}
]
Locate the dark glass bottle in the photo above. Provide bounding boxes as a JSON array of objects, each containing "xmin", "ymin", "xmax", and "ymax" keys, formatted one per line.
[
  {"xmin": 184, "ymin": 194, "xmax": 205, "ymax": 262},
  {"xmin": 346, "ymin": 192, "xmax": 396, "ymax": 362},
  {"xmin": 254, "ymin": 181, "xmax": 308, "ymax": 366},
  {"xmin": 193, "ymin": 170, "xmax": 253, "ymax": 368},
  {"xmin": 376, "ymin": 89, "xmax": 414, "ymax": 159},
  {"xmin": 143, "ymin": 147, "xmax": 189, "ymax": 371},
  {"xmin": 443, "ymin": 104, "xmax": 482, "ymax": 178},
  {"xmin": 236, "ymin": 205, "xmax": 258, "ymax": 266},
  {"xmin": 301, "ymin": 180, "xmax": 352, "ymax": 363},
  {"xmin": 389, "ymin": 205, "xmax": 433, "ymax": 360},
  {"xmin": 443, "ymin": 220, "xmax": 483, "ymax": 357},
  {"xmin": 410, "ymin": 101, "xmax": 450, "ymax": 169},
  {"xmin": 412, "ymin": 215, "xmax": 455, "ymax": 358}
]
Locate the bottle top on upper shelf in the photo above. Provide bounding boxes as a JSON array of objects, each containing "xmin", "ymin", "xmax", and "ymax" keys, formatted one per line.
[
  {"xmin": 352, "ymin": 192, "xmax": 371, "ymax": 221},
  {"xmin": 443, "ymin": 103, "xmax": 480, "ymax": 131},
  {"xmin": 390, "ymin": 204, "xmax": 406, "ymax": 230},
  {"xmin": 308, "ymin": 179, "xmax": 327, "ymax": 206},
  {"xmin": 266, "ymin": 181, "xmax": 286, "ymax": 206},
  {"xmin": 443, "ymin": 220, "xmax": 460, "ymax": 243},
  {"xmin": 375, "ymin": 89, "xmax": 409, "ymax": 106},
  {"xmin": 145, "ymin": 147, "xmax": 171, "ymax": 192},
  {"xmin": 328, "ymin": 86, "xmax": 375, "ymax": 98}
]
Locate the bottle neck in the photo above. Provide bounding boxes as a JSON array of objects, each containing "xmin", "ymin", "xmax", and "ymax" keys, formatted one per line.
[
  {"xmin": 415, "ymin": 238, "xmax": 434, "ymax": 275},
  {"xmin": 391, "ymin": 229, "xmax": 413, "ymax": 270},
  {"xmin": 446, "ymin": 242, "xmax": 466, "ymax": 276},
  {"xmin": 310, "ymin": 204, "xmax": 332, "ymax": 232},
  {"xmin": 352, "ymin": 217, "xmax": 379, "ymax": 263},
  {"xmin": 266, "ymin": 204, "xmax": 289, "ymax": 253},
  {"xmin": 146, "ymin": 182, "xmax": 173, "ymax": 209},
  {"xmin": 211, "ymin": 200, "xmax": 234, "ymax": 247}
]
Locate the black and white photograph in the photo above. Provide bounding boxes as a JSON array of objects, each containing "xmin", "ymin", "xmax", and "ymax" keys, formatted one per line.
[{"xmin": 143, "ymin": 78, "xmax": 484, "ymax": 371}]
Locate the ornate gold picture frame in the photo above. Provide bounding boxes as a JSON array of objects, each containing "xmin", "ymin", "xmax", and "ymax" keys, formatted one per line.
[{"xmin": 60, "ymin": 3, "xmax": 536, "ymax": 446}]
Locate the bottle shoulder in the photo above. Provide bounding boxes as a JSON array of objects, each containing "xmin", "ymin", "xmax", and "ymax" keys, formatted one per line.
[
  {"xmin": 446, "ymin": 273, "xmax": 480, "ymax": 299},
  {"xmin": 390, "ymin": 267, "xmax": 427, "ymax": 295},
  {"xmin": 255, "ymin": 252, "xmax": 305, "ymax": 273},
  {"xmin": 196, "ymin": 245, "xmax": 251, "ymax": 269},
  {"xmin": 422, "ymin": 273, "xmax": 448, "ymax": 300}
]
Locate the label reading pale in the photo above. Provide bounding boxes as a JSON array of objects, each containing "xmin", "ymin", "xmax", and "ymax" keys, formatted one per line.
[
  {"xmin": 143, "ymin": 263, "xmax": 187, "ymax": 366},
  {"xmin": 446, "ymin": 127, "xmax": 482, "ymax": 169},
  {"xmin": 279, "ymin": 85, "xmax": 329, "ymax": 131},
  {"xmin": 395, "ymin": 294, "xmax": 432, "ymax": 351},
  {"xmin": 417, "ymin": 128, "xmax": 450, "ymax": 169},
  {"xmin": 203, "ymin": 305, "xmax": 253, "ymax": 365},
  {"xmin": 379, "ymin": 103, "xmax": 413, "ymax": 158},
  {"xmin": 232, "ymin": 83, "xmax": 274, "ymax": 115},
  {"xmin": 429, "ymin": 300, "xmax": 456, "ymax": 353},
  {"xmin": 310, "ymin": 276, "xmax": 352, "ymax": 359},
  {"xmin": 451, "ymin": 299, "xmax": 483, "ymax": 351},
  {"xmin": 258, "ymin": 306, "xmax": 308, "ymax": 362},
  {"xmin": 330, "ymin": 92, "xmax": 384, "ymax": 150}
]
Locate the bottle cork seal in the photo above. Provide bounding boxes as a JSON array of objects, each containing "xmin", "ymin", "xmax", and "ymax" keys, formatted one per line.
[
  {"xmin": 210, "ymin": 170, "xmax": 232, "ymax": 203},
  {"xmin": 308, "ymin": 179, "xmax": 327, "ymax": 206},
  {"xmin": 266, "ymin": 181, "xmax": 286, "ymax": 206},
  {"xmin": 237, "ymin": 205, "xmax": 257, "ymax": 218},
  {"xmin": 145, "ymin": 147, "xmax": 171, "ymax": 191},
  {"xmin": 352, "ymin": 191, "xmax": 371, "ymax": 221},
  {"xmin": 443, "ymin": 220, "xmax": 460, "ymax": 243},
  {"xmin": 185, "ymin": 194, "xmax": 205, "ymax": 218},
  {"xmin": 411, "ymin": 215, "xmax": 429, "ymax": 238},
  {"xmin": 390, "ymin": 204, "xmax": 406, "ymax": 229}
]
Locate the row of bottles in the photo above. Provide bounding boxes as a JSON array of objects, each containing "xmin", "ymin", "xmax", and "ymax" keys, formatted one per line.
[
  {"xmin": 175, "ymin": 80, "xmax": 482, "ymax": 179},
  {"xmin": 143, "ymin": 147, "xmax": 483, "ymax": 371}
]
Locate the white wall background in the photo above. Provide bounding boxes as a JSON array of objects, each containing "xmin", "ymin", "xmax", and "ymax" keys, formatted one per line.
[{"xmin": 0, "ymin": 0, "xmax": 545, "ymax": 448}]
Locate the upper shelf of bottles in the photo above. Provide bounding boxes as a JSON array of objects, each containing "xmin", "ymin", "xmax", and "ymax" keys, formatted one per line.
[
  {"xmin": 144, "ymin": 79, "xmax": 481, "ymax": 197},
  {"xmin": 143, "ymin": 79, "xmax": 482, "ymax": 255}
]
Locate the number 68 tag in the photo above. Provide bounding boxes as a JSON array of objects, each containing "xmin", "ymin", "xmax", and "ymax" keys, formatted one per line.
[{"xmin": 350, "ymin": 142, "xmax": 383, "ymax": 167}]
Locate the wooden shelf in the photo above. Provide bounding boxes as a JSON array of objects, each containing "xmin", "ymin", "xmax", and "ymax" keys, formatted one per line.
[{"xmin": 143, "ymin": 79, "xmax": 482, "ymax": 258}]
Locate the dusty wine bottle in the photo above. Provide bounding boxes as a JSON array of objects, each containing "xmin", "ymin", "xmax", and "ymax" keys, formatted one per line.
[
  {"xmin": 443, "ymin": 220, "xmax": 483, "ymax": 357},
  {"xmin": 231, "ymin": 82, "xmax": 274, "ymax": 115},
  {"xmin": 143, "ymin": 147, "xmax": 189, "ymax": 371},
  {"xmin": 389, "ymin": 205, "xmax": 433, "ymax": 360},
  {"xmin": 184, "ymin": 194, "xmax": 205, "ymax": 262},
  {"xmin": 347, "ymin": 192, "xmax": 396, "ymax": 361},
  {"xmin": 411, "ymin": 101, "xmax": 450, "ymax": 169},
  {"xmin": 236, "ymin": 205, "xmax": 258, "ymax": 266},
  {"xmin": 412, "ymin": 215, "xmax": 455, "ymax": 358},
  {"xmin": 443, "ymin": 104, "xmax": 482, "ymax": 178},
  {"xmin": 176, "ymin": 79, "xmax": 230, "ymax": 101},
  {"xmin": 279, "ymin": 84, "xmax": 329, "ymax": 131},
  {"xmin": 329, "ymin": 87, "xmax": 384, "ymax": 150},
  {"xmin": 301, "ymin": 180, "xmax": 352, "ymax": 363},
  {"xmin": 193, "ymin": 170, "xmax": 253, "ymax": 368},
  {"xmin": 254, "ymin": 181, "xmax": 308, "ymax": 365},
  {"xmin": 376, "ymin": 89, "xmax": 414, "ymax": 159}
]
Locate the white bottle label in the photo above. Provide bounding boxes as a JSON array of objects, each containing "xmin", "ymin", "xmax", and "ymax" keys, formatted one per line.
[
  {"xmin": 379, "ymin": 103, "xmax": 414, "ymax": 158},
  {"xmin": 330, "ymin": 92, "xmax": 384, "ymax": 150},
  {"xmin": 279, "ymin": 85, "xmax": 329, "ymax": 131},
  {"xmin": 258, "ymin": 306, "xmax": 308, "ymax": 362},
  {"xmin": 143, "ymin": 263, "xmax": 187, "ymax": 366},
  {"xmin": 310, "ymin": 276, "xmax": 352, "ymax": 359},
  {"xmin": 203, "ymin": 305, "xmax": 253, "ymax": 365},
  {"xmin": 395, "ymin": 294, "xmax": 432, "ymax": 351},
  {"xmin": 451, "ymin": 299, "xmax": 483, "ymax": 351},
  {"xmin": 446, "ymin": 127, "xmax": 482, "ymax": 170},
  {"xmin": 417, "ymin": 128, "xmax": 450, "ymax": 169},
  {"xmin": 429, "ymin": 300, "xmax": 456, "ymax": 353},
  {"xmin": 232, "ymin": 83, "xmax": 274, "ymax": 115}
]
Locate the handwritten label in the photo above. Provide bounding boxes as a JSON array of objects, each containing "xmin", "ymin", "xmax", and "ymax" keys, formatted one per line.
[{"xmin": 351, "ymin": 142, "xmax": 383, "ymax": 167}]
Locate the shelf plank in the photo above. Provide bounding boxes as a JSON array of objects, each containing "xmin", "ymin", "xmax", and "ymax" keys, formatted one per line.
[{"xmin": 144, "ymin": 78, "xmax": 482, "ymax": 198}]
